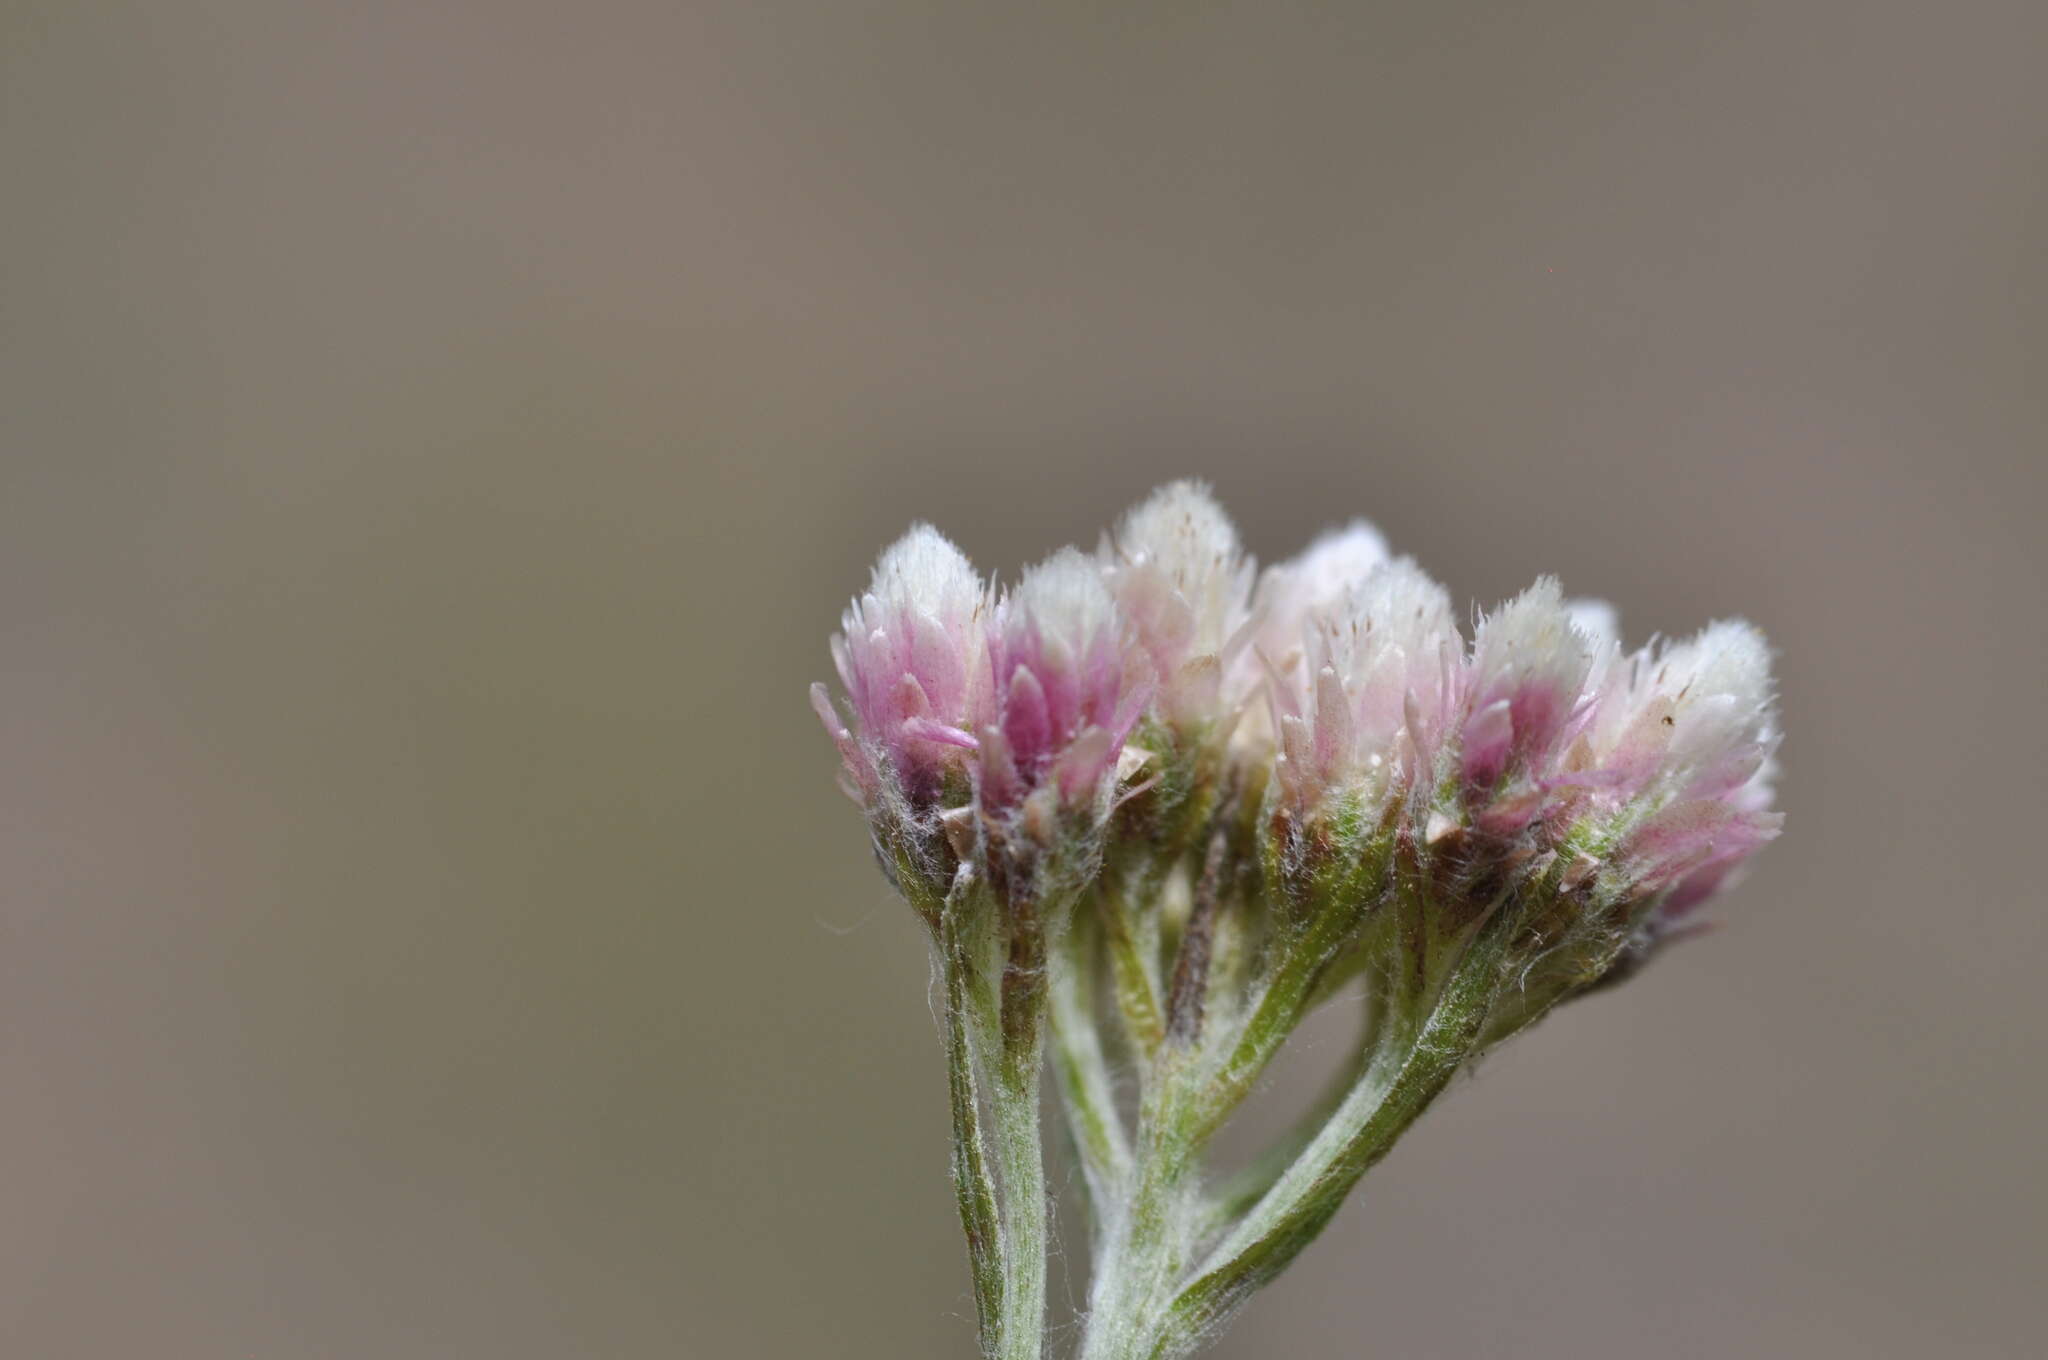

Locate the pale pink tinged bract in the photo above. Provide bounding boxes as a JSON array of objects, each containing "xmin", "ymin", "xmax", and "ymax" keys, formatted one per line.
[
  {"xmin": 1101, "ymin": 481, "xmax": 1255, "ymax": 726},
  {"xmin": 982, "ymin": 548, "xmax": 1153, "ymax": 812},
  {"xmin": 821, "ymin": 523, "xmax": 991, "ymax": 807}
]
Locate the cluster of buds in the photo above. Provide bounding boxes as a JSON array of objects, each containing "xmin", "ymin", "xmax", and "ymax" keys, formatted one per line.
[
  {"xmin": 810, "ymin": 526, "xmax": 1156, "ymax": 927},
  {"xmin": 813, "ymin": 483, "xmax": 1780, "ymax": 1360}
]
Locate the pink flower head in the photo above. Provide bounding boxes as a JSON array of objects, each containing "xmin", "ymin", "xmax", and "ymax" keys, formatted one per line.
[
  {"xmin": 815, "ymin": 492, "xmax": 1780, "ymax": 933},
  {"xmin": 813, "ymin": 524, "xmax": 991, "ymax": 808},
  {"xmin": 1625, "ymin": 778, "xmax": 1780, "ymax": 922},
  {"xmin": 1460, "ymin": 578, "xmax": 1599, "ymax": 791},
  {"xmin": 1580, "ymin": 620, "xmax": 1778, "ymax": 801},
  {"xmin": 1250, "ymin": 541, "xmax": 1460, "ymax": 810},
  {"xmin": 1236, "ymin": 522, "xmax": 1389, "ymax": 705},
  {"xmin": 979, "ymin": 549, "xmax": 1153, "ymax": 813},
  {"xmin": 1233, "ymin": 523, "xmax": 1387, "ymax": 796},
  {"xmin": 1580, "ymin": 619, "xmax": 1783, "ymax": 920},
  {"xmin": 1442, "ymin": 602, "xmax": 1783, "ymax": 918},
  {"xmin": 1100, "ymin": 482, "xmax": 1255, "ymax": 727}
]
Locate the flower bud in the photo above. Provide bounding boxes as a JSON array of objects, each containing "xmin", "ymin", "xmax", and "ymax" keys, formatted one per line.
[
  {"xmin": 1459, "ymin": 611, "xmax": 1781, "ymax": 1025},
  {"xmin": 1101, "ymin": 481, "xmax": 1255, "ymax": 728},
  {"xmin": 1461, "ymin": 577, "xmax": 1597, "ymax": 792},
  {"xmin": 1590, "ymin": 619, "xmax": 1782, "ymax": 938},
  {"xmin": 1241, "ymin": 522, "xmax": 1390, "ymax": 675},
  {"xmin": 815, "ymin": 524, "xmax": 991, "ymax": 810},
  {"xmin": 979, "ymin": 548, "xmax": 1153, "ymax": 820},
  {"xmin": 1230, "ymin": 522, "xmax": 1385, "ymax": 755},
  {"xmin": 1254, "ymin": 548, "xmax": 1459, "ymax": 815}
]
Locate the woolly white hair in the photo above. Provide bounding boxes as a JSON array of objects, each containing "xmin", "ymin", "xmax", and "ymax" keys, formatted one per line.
[
  {"xmin": 1564, "ymin": 597, "xmax": 1621, "ymax": 652},
  {"xmin": 1105, "ymin": 481, "xmax": 1254, "ymax": 652},
  {"xmin": 1009, "ymin": 546, "xmax": 1116, "ymax": 647},
  {"xmin": 1653, "ymin": 619, "xmax": 1778, "ymax": 774},
  {"xmin": 1253, "ymin": 523, "xmax": 1391, "ymax": 652},
  {"xmin": 1111, "ymin": 479, "xmax": 1244, "ymax": 582},
  {"xmin": 1277, "ymin": 521, "xmax": 1390, "ymax": 598},
  {"xmin": 864, "ymin": 522, "xmax": 984, "ymax": 621},
  {"xmin": 1469, "ymin": 577, "xmax": 1598, "ymax": 703},
  {"xmin": 1330, "ymin": 557, "xmax": 1455, "ymax": 673}
]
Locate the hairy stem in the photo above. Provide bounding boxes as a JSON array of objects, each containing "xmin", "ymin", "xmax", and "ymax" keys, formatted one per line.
[
  {"xmin": 1075, "ymin": 1077, "xmax": 1202, "ymax": 1360},
  {"xmin": 1097, "ymin": 877, "xmax": 1164, "ymax": 1059},
  {"xmin": 1049, "ymin": 910, "xmax": 1132, "ymax": 1221},
  {"xmin": 938, "ymin": 878, "xmax": 1005, "ymax": 1353},
  {"xmin": 1199, "ymin": 991, "xmax": 1379, "ymax": 1236},
  {"xmin": 1152, "ymin": 904, "xmax": 1516, "ymax": 1356},
  {"xmin": 990, "ymin": 1050, "xmax": 1048, "ymax": 1360},
  {"xmin": 988, "ymin": 873, "xmax": 1056, "ymax": 1360}
]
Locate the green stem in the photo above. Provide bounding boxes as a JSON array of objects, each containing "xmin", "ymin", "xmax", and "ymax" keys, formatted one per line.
[
  {"xmin": 1075, "ymin": 1077, "xmax": 1202, "ymax": 1360},
  {"xmin": 1153, "ymin": 904, "xmax": 1516, "ymax": 1357},
  {"xmin": 988, "ymin": 878, "xmax": 1053, "ymax": 1360},
  {"xmin": 990, "ymin": 1051, "xmax": 1048, "ymax": 1360},
  {"xmin": 1098, "ymin": 877, "xmax": 1165, "ymax": 1058},
  {"xmin": 1049, "ymin": 910, "xmax": 1132, "ymax": 1220},
  {"xmin": 938, "ymin": 878, "xmax": 1005, "ymax": 1353},
  {"xmin": 938, "ymin": 866, "xmax": 1053, "ymax": 1360},
  {"xmin": 1199, "ymin": 987, "xmax": 1381, "ymax": 1236},
  {"xmin": 1186, "ymin": 895, "xmax": 1359, "ymax": 1146}
]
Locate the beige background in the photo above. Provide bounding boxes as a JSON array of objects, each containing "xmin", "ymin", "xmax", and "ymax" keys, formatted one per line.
[{"xmin": 4, "ymin": 2, "xmax": 2043, "ymax": 1357}]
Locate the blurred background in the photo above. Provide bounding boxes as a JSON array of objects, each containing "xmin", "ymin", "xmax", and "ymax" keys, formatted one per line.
[{"xmin": 4, "ymin": 2, "xmax": 2043, "ymax": 1356}]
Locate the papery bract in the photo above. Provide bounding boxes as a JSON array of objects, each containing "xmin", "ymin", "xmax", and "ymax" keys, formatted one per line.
[
  {"xmin": 980, "ymin": 548, "xmax": 1153, "ymax": 815},
  {"xmin": 1460, "ymin": 577, "xmax": 1598, "ymax": 792},
  {"xmin": 814, "ymin": 524, "xmax": 990, "ymax": 808},
  {"xmin": 1251, "ymin": 543, "xmax": 1460, "ymax": 812},
  {"xmin": 1101, "ymin": 481, "xmax": 1255, "ymax": 727}
]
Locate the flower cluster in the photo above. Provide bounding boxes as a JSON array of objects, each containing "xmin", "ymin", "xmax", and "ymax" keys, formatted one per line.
[
  {"xmin": 811, "ymin": 482, "xmax": 1781, "ymax": 1360},
  {"xmin": 816, "ymin": 482, "xmax": 1777, "ymax": 967}
]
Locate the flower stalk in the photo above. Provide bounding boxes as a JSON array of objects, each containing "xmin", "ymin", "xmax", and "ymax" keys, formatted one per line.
[
  {"xmin": 937, "ymin": 872, "xmax": 1006, "ymax": 1348},
  {"xmin": 813, "ymin": 483, "xmax": 1783, "ymax": 1357}
]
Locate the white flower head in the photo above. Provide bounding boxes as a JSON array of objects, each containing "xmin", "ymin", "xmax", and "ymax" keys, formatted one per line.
[
  {"xmin": 865, "ymin": 523, "xmax": 986, "ymax": 625},
  {"xmin": 1564, "ymin": 597, "xmax": 1621, "ymax": 653},
  {"xmin": 1244, "ymin": 522, "xmax": 1391, "ymax": 681},
  {"xmin": 1593, "ymin": 618, "xmax": 1777, "ymax": 798},
  {"xmin": 1008, "ymin": 546, "xmax": 1117, "ymax": 653},
  {"xmin": 1102, "ymin": 481, "xmax": 1255, "ymax": 725},
  {"xmin": 818, "ymin": 523, "xmax": 992, "ymax": 805},
  {"xmin": 1461, "ymin": 577, "xmax": 1598, "ymax": 788},
  {"xmin": 981, "ymin": 547, "xmax": 1152, "ymax": 814}
]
